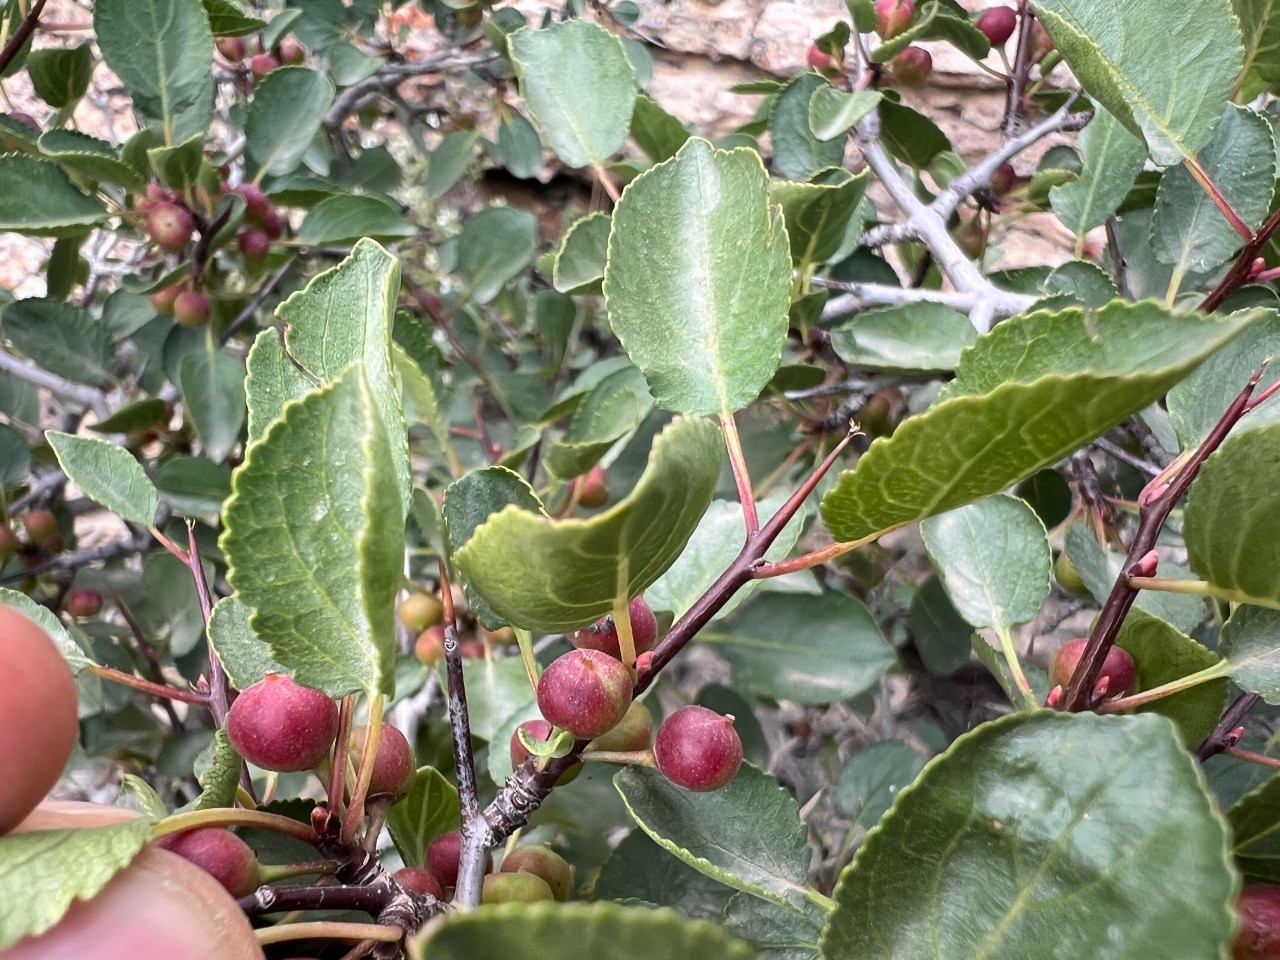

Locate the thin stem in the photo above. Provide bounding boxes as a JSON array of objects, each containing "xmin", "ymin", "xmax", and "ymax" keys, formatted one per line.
[
  {"xmin": 1127, "ymin": 576, "xmax": 1280, "ymax": 610},
  {"xmin": 440, "ymin": 558, "xmax": 485, "ymax": 908},
  {"xmin": 155, "ymin": 808, "xmax": 318, "ymax": 845},
  {"xmin": 220, "ymin": 258, "xmax": 295, "ymax": 345},
  {"xmin": 816, "ymin": 277, "xmax": 1034, "ymax": 321},
  {"xmin": 720, "ymin": 413, "xmax": 759, "ymax": 537},
  {"xmin": 1184, "ymin": 156, "xmax": 1252, "ymax": 240},
  {"xmin": 0, "ymin": 0, "xmax": 46, "ymax": 77},
  {"xmin": 995, "ymin": 625, "xmax": 1035, "ymax": 708},
  {"xmin": 341, "ymin": 694, "xmax": 385, "ymax": 844},
  {"xmin": 1225, "ymin": 746, "xmax": 1280, "ymax": 769},
  {"xmin": 257, "ymin": 860, "xmax": 339, "ymax": 884},
  {"xmin": 1202, "ymin": 206, "xmax": 1280, "ymax": 312},
  {"xmin": 240, "ymin": 883, "xmax": 394, "ymax": 917},
  {"xmin": 753, "ymin": 528, "xmax": 889, "ymax": 578},
  {"xmin": 255, "ymin": 922, "xmax": 401, "ymax": 947},
  {"xmin": 329, "ymin": 695, "xmax": 356, "ymax": 816},
  {"xmin": 612, "ymin": 592, "xmax": 637, "ymax": 671},
  {"xmin": 1195, "ymin": 692, "xmax": 1260, "ymax": 761},
  {"xmin": 87, "ymin": 665, "xmax": 210, "ymax": 706},
  {"xmin": 1097, "ymin": 662, "xmax": 1231, "ymax": 713},
  {"xmin": 580, "ymin": 749, "xmax": 654, "ymax": 766},
  {"xmin": 514, "ymin": 626, "xmax": 540, "ymax": 693},
  {"xmin": 1002, "ymin": 0, "xmax": 1036, "ymax": 136},
  {"xmin": 593, "ymin": 164, "xmax": 621, "ymax": 204}
]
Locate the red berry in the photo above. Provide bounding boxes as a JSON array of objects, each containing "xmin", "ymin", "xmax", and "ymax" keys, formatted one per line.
[
  {"xmin": 500, "ymin": 845, "xmax": 572, "ymax": 901},
  {"xmin": 261, "ymin": 206, "xmax": 284, "ymax": 240},
  {"xmin": 22, "ymin": 509, "xmax": 58, "ymax": 545},
  {"xmin": 890, "ymin": 46, "xmax": 932, "ymax": 86},
  {"xmin": 1030, "ymin": 20, "xmax": 1054, "ymax": 59},
  {"xmin": 976, "ymin": 6, "xmax": 1017, "ymax": 47},
  {"xmin": 150, "ymin": 284, "xmax": 183, "ymax": 316},
  {"xmin": 147, "ymin": 202, "xmax": 195, "ymax": 251},
  {"xmin": 807, "ymin": 43, "xmax": 838, "ymax": 73},
  {"xmin": 9, "ymin": 111, "xmax": 39, "ymax": 133},
  {"xmin": 65, "ymin": 588, "xmax": 103, "ymax": 619},
  {"xmin": 569, "ymin": 596, "xmax": 659, "ymax": 660},
  {"xmin": 989, "ymin": 162, "xmax": 1017, "ymax": 196},
  {"xmin": 482, "ymin": 871, "xmax": 554, "ymax": 903},
  {"xmin": 426, "ymin": 832, "xmax": 492, "ymax": 888},
  {"xmin": 348, "ymin": 723, "xmax": 415, "ymax": 801},
  {"xmin": 394, "ymin": 866, "xmax": 443, "ymax": 900},
  {"xmin": 249, "ymin": 54, "xmax": 279, "ymax": 80},
  {"xmin": 238, "ymin": 183, "xmax": 271, "ymax": 225},
  {"xmin": 1049, "ymin": 638, "xmax": 1137, "ymax": 701},
  {"xmin": 237, "ymin": 228, "xmax": 270, "ymax": 262},
  {"xmin": 458, "ymin": 639, "xmax": 485, "ymax": 659},
  {"xmin": 399, "ymin": 593, "xmax": 444, "ymax": 633},
  {"xmin": 225, "ymin": 673, "xmax": 338, "ymax": 772},
  {"xmin": 537, "ymin": 649, "xmax": 633, "ymax": 740},
  {"xmin": 414, "ymin": 625, "xmax": 446, "ymax": 665},
  {"xmin": 215, "ymin": 36, "xmax": 246, "ymax": 62},
  {"xmin": 173, "ymin": 290, "xmax": 210, "ymax": 328},
  {"xmin": 1235, "ymin": 885, "xmax": 1280, "ymax": 959},
  {"xmin": 157, "ymin": 828, "xmax": 261, "ymax": 897},
  {"xmin": 653, "ymin": 705, "xmax": 743, "ymax": 792},
  {"xmin": 279, "ymin": 37, "xmax": 305, "ymax": 66},
  {"xmin": 874, "ymin": 0, "xmax": 914, "ymax": 39},
  {"xmin": 572, "ymin": 465, "xmax": 609, "ymax": 508}
]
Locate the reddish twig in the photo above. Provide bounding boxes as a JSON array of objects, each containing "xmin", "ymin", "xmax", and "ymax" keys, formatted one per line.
[{"xmin": 0, "ymin": 0, "xmax": 46, "ymax": 77}]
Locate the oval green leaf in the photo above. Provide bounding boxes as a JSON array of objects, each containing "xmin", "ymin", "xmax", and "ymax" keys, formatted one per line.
[
  {"xmin": 245, "ymin": 66, "xmax": 336, "ymax": 176},
  {"xmin": 45, "ymin": 431, "xmax": 159, "ymax": 528},
  {"xmin": 1220, "ymin": 604, "xmax": 1280, "ymax": 704}
]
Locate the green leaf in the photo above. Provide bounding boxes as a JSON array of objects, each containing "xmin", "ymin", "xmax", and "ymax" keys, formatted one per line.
[
  {"xmin": 1220, "ymin": 604, "xmax": 1280, "ymax": 704},
  {"xmin": 276, "ymin": 239, "xmax": 410, "ymax": 512},
  {"xmin": 973, "ymin": 633, "xmax": 1051, "ymax": 705},
  {"xmin": 552, "ymin": 212, "xmax": 611, "ymax": 295},
  {"xmin": 414, "ymin": 902, "xmax": 755, "ymax": 960},
  {"xmin": 1029, "ymin": 0, "xmax": 1243, "ymax": 165},
  {"xmin": 821, "ymin": 711, "xmax": 1235, "ymax": 960},
  {"xmin": 178, "ymin": 346, "xmax": 246, "ymax": 464},
  {"xmin": 820, "ymin": 302, "xmax": 1262, "ymax": 542},
  {"xmin": 25, "ymin": 43, "xmax": 94, "ymax": 109},
  {"xmin": 544, "ymin": 366, "xmax": 654, "ymax": 480},
  {"xmin": 604, "ymin": 138, "xmax": 791, "ymax": 417},
  {"xmin": 296, "ymin": 194, "xmax": 415, "ymax": 245},
  {"xmin": 193, "ymin": 727, "xmax": 241, "ymax": 810},
  {"xmin": 596, "ymin": 830, "xmax": 736, "ymax": 920},
  {"xmin": 246, "ymin": 67, "xmax": 335, "ymax": 176},
  {"xmin": 1185, "ymin": 422, "xmax": 1280, "ymax": 607},
  {"xmin": 646, "ymin": 493, "xmax": 806, "ymax": 621},
  {"xmin": 0, "ymin": 156, "xmax": 105, "ymax": 235},
  {"xmin": 770, "ymin": 170, "xmax": 869, "ymax": 270},
  {"xmin": 1115, "ymin": 608, "xmax": 1227, "ymax": 745},
  {"xmin": 828, "ymin": 302, "xmax": 977, "ymax": 373},
  {"xmin": 202, "ymin": 0, "xmax": 265, "ymax": 36},
  {"xmin": 220, "ymin": 365, "xmax": 401, "ymax": 698},
  {"xmin": 0, "ymin": 817, "xmax": 155, "ymax": 950},
  {"xmin": 920, "ymin": 495, "xmax": 1050, "ymax": 632},
  {"xmin": 769, "ymin": 73, "xmax": 845, "ymax": 181},
  {"xmin": 386, "ymin": 766, "xmax": 460, "ymax": 868},
  {"xmin": 1229, "ymin": 771, "xmax": 1280, "ymax": 884},
  {"xmin": 808, "ymin": 86, "xmax": 881, "ymax": 141},
  {"xmin": 45, "ymin": 431, "xmax": 159, "ymax": 527},
  {"xmin": 1167, "ymin": 311, "xmax": 1280, "ymax": 448},
  {"xmin": 878, "ymin": 99, "xmax": 951, "ymax": 169},
  {"xmin": 0, "ymin": 422, "xmax": 29, "ymax": 486},
  {"xmin": 443, "ymin": 466, "xmax": 544, "ymax": 630},
  {"xmin": 154, "ymin": 456, "xmax": 230, "ymax": 520},
  {"xmin": 1064, "ymin": 521, "xmax": 1207, "ymax": 633},
  {"xmin": 908, "ymin": 576, "xmax": 976, "ymax": 676},
  {"xmin": 511, "ymin": 19, "xmax": 637, "ymax": 169},
  {"xmin": 207, "ymin": 595, "xmax": 285, "ymax": 691},
  {"xmin": 1049, "ymin": 105, "xmax": 1147, "ymax": 236},
  {"xmin": 454, "ymin": 656, "xmax": 537, "ymax": 743},
  {"xmin": 244, "ymin": 329, "xmax": 312, "ymax": 443},
  {"xmin": 835, "ymin": 741, "xmax": 925, "ymax": 832},
  {"xmin": 148, "ymin": 134, "xmax": 205, "ymax": 193},
  {"xmin": 1152, "ymin": 104, "xmax": 1276, "ymax": 272},
  {"xmin": 630, "ymin": 93, "xmax": 690, "ymax": 162},
  {"xmin": 119, "ymin": 774, "xmax": 169, "ymax": 819},
  {"xmin": 94, "ymin": 0, "xmax": 214, "ymax": 144},
  {"xmin": 38, "ymin": 130, "xmax": 148, "ymax": 192},
  {"xmin": 1, "ymin": 297, "xmax": 112, "ymax": 386},
  {"xmin": 702, "ymin": 590, "xmax": 894, "ymax": 705},
  {"xmin": 492, "ymin": 112, "xmax": 542, "ymax": 180},
  {"xmin": 454, "ymin": 417, "xmax": 722, "ymax": 632},
  {"xmin": 615, "ymin": 763, "xmax": 813, "ymax": 910},
  {"xmin": 455, "ymin": 206, "xmax": 538, "ymax": 304},
  {"xmin": 725, "ymin": 892, "xmax": 824, "ymax": 960},
  {"xmin": 426, "ymin": 131, "xmax": 478, "ymax": 200},
  {"xmin": 1235, "ymin": 0, "xmax": 1280, "ymax": 94}
]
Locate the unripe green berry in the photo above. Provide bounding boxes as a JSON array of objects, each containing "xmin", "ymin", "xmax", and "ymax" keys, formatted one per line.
[
  {"xmin": 399, "ymin": 592, "xmax": 444, "ymax": 633},
  {"xmin": 500, "ymin": 845, "xmax": 573, "ymax": 901},
  {"xmin": 173, "ymin": 290, "xmax": 210, "ymax": 328},
  {"xmin": 482, "ymin": 871, "xmax": 554, "ymax": 904}
]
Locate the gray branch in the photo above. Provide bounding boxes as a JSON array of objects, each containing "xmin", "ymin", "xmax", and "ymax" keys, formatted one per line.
[
  {"xmin": 0, "ymin": 349, "xmax": 109, "ymax": 418},
  {"xmin": 815, "ymin": 276, "xmax": 1035, "ymax": 321}
]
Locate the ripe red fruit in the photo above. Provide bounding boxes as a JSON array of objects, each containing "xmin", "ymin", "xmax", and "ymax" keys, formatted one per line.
[
  {"xmin": 215, "ymin": 36, "xmax": 246, "ymax": 62},
  {"xmin": 989, "ymin": 162, "xmax": 1017, "ymax": 196},
  {"xmin": 874, "ymin": 0, "xmax": 914, "ymax": 39},
  {"xmin": 483, "ymin": 871, "xmax": 554, "ymax": 904},
  {"xmin": 569, "ymin": 596, "xmax": 659, "ymax": 660},
  {"xmin": 537, "ymin": 649, "xmax": 633, "ymax": 740},
  {"xmin": 157, "ymin": 828, "xmax": 261, "ymax": 897},
  {"xmin": 399, "ymin": 592, "xmax": 444, "ymax": 633},
  {"xmin": 890, "ymin": 46, "xmax": 932, "ymax": 86},
  {"xmin": 653, "ymin": 705, "xmax": 743, "ymax": 792},
  {"xmin": 572, "ymin": 464, "xmax": 609, "ymax": 508},
  {"xmin": 225, "ymin": 673, "xmax": 338, "ymax": 772},
  {"xmin": 500, "ymin": 845, "xmax": 573, "ymax": 901},
  {"xmin": 458, "ymin": 638, "xmax": 485, "ymax": 659},
  {"xmin": 1235, "ymin": 885, "xmax": 1280, "ymax": 959},
  {"xmin": 279, "ymin": 37, "xmax": 306, "ymax": 65},
  {"xmin": 414, "ymin": 625, "xmax": 446, "ymax": 665},
  {"xmin": 147, "ymin": 202, "xmax": 195, "ymax": 251},
  {"xmin": 150, "ymin": 284, "xmax": 183, "ymax": 316},
  {"xmin": 23, "ymin": 508, "xmax": 59, "ymax": 544},
  {"xmin": 173, "ymin": 290, "xmax": 211, "ymax": 328},
  {"xmin": 261, "ymin": 206, "xmax": 284, "ymax": 240},
  {"xmin": 807, "ymin": 42, "xmax": 838, "ymax": 73},
  {"xmin": 65, "ymin": 588, "xmax": 103, "ymax": 618},
  {"xmin": 1049, "ymin": 638, "xmax": 1137, "ymax": 701},
  {"xmin": 348, "ymin": 723, "xmax": 415, "ymax": 801},
  {"xmin": 238, "ymin": 183, "xmax": 271, "ymax": 225},
  {"xmin": 976, "ymin": 6, "xmax": 1017, "ymax": 47},
  {"xmin": 249, "ymin": 54, "xmax": 279, "ymax": 80},
  {"xmin": 238, "ymin": 228, "xmax": 271, "ymax": 262},
  {"xmin": 426, "ymin": 831, "xmax": 492, "ymax": 887},
  {"xmin": 0, "ymin": 606, "xmax": 78, "ymax": 834},
  {"xmin": 394, "ymin": 866, "xmax": 443, "ymax": 900}
]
